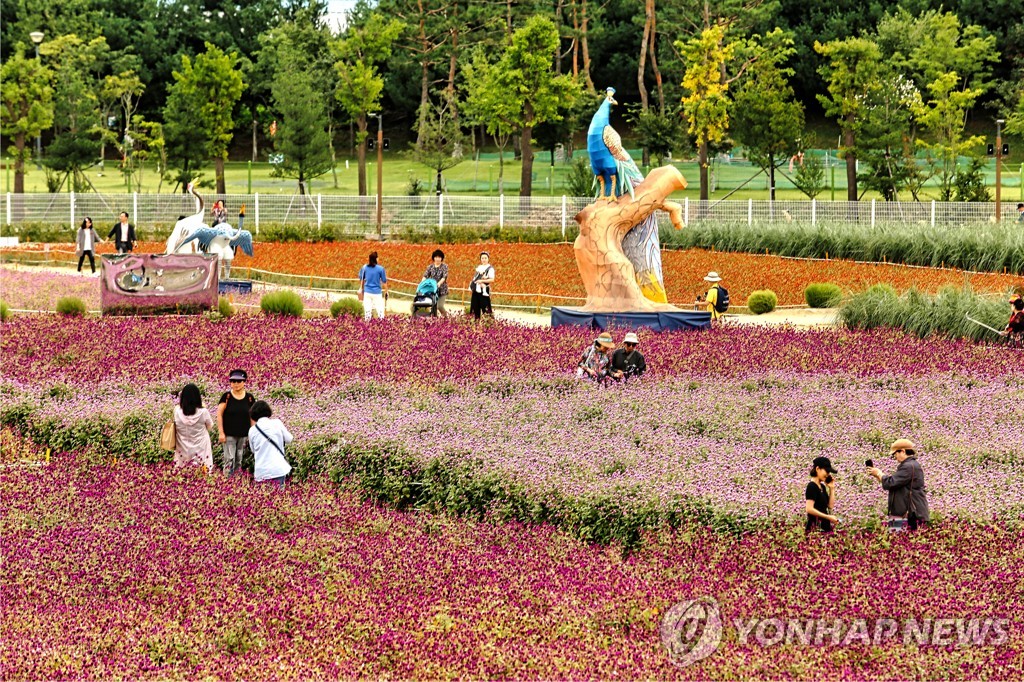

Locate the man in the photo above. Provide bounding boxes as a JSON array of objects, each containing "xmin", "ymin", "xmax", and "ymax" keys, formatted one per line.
[
  {"xmin": 866, "ymin": 438, "xmax": 929, "ymax": 531},
  {"xmin": 108, "ymin": 212, "xmax": 137, "ymax": 253},
  {"xmin": 697, "ymin": 271, "xmax": 728, "ymax": 323},
  {"xmin": 608, "ymin": 332, "xmax": 646, "ymax": 381}
]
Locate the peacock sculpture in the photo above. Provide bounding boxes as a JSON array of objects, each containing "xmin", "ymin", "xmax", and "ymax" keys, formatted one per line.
[{"xmin": 587, "ymin": 87, "xmax": 667, "ymax": 304}]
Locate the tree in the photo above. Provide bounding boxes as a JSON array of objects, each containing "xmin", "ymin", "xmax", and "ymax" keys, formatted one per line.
[
  {"xmin": 916, "ymin": 71, "xmax": 985, "ymax": 201},
  {"xmin": 271, "ymin": 66, "xmax": 333, "ymax": 194},
  {"xmin": 461, "ymin": 51, "xmax": 515, "ymax": 193},
  {"xmin": 463, "ymin": 16, "xmax": 580, "ymax": 196},
  {"xmin": 855, "ymin": 73, "xmax": 923, "ymax": 201},
  {"xmin": 41, "ymin": 34, "xmax": 108, "ymax": 193},
  {"xmin": 678, "ymin": 26, "xmax": 735, "ymax": 202},
  {"xmin": 0, "ymin": 45, "xmax": 54, "ymax": 193},
  {"xmin": 334, "ymin": 12, "xmax": 404, "ymax": 196},
  {"xmin": 730, "ymin": 30, "xmax": 804, "ymax": 202},
  {"xmin": 628, "ymin": 105, "xmax": 687, "ymax": 165},
  {"xmin": 410, "ymin": 93, "xmax": 468, "ymax": 193},
  {"xmin": 815, "ymin": 37, "xmax": 881, "ymax": 201}
]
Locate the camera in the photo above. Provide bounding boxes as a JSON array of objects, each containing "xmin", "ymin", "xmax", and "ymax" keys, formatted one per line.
[
  {"xmin": 865, "ymin": 459, "xmax": 873, "ymax": 468},
  {"xmin": 825, "ymin": 474, "xmax": 833, "ymax": 484}
]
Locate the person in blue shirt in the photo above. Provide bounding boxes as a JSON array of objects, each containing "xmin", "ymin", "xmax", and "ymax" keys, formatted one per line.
[{"xmin": 358, "ymin": 251, "xmax": 389, "ymax": 320}]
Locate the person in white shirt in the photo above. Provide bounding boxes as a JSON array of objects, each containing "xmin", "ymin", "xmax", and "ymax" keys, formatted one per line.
[
  {"xmin": 108, "ymin": 212, "xmax": 137, "ymax": 253},
  {"xmin": 248, "ymin": 400, "xmax": 292, "ymax": 487}
]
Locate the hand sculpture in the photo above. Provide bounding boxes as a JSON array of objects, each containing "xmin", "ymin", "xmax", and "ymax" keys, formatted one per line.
[{"xmin": 573, "ymin": 166, "xmax": 687, "ymax": 312}]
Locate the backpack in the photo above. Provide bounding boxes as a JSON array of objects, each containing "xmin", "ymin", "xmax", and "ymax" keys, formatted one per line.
[{"xmin": 714, "ymin": 284, "xmax": 730, "ymax": 313}]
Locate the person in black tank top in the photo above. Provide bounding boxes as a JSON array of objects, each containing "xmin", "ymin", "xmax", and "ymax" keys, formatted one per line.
[
  {"xmin": 217, "ymin": 369, "xmax": 255, "ymax": 476},
  {"xmin": 805, "ymin": 457, "xmax": 839, "ymax": 533}
]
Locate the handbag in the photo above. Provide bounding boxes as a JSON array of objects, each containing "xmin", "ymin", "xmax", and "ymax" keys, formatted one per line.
[{"xmin": 160, "ymin": 419, "xmax": 176, "ymax": 451}]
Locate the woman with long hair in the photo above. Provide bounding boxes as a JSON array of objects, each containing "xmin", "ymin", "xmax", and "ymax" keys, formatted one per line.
[
  {"xmin": 469, "ymin": 252, "xmax": 495, "ymax": 319},
  {"xmin": 76, "ymin": 217, "xmax": 102, "ymax": 274},
  {"xmin": 174, "ymin": 383, "xmax": 214, "ymax": 472},
  {"xmin": 805, "ymin": 457, "xmax": 839, "ymax": 533}
]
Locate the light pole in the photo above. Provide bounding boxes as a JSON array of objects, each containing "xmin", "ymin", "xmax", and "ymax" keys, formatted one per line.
[
  {"xmin": 369, "ymin": 112, "xmax": 383, "ymax": 239},
  {"xmin": 995, "ymin": 119, "xmax": 1004, "ymax": 222},
  {"xmin": 29, "ymin": 31, "xmax": 44, "ymax": 169}
]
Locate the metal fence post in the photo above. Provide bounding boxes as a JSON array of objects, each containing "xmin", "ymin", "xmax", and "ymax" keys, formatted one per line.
[
  {"xmin": 70, "ymin": 192, "xmax": 75, "ymax": 230},
  {"xmin": 930, "ymin": 200, "xmax": 935, "ymax": 228},
  {"xmin": 133, "ymin": 192, "xmax": 138, "ymax": 224},
  {"xmin": 747, "ymin": 198, "xmax": 753, "ymax": 226},
  {"xmin": 684, "ymin": 197, "xmax": 689, "ymax": 226},
  {"xmin": 811, "ymin": 198, "xmax": 816, "ymax": 227},
  {"xmin": 561, "ymin": 195, "xmax": 567, "ymax": 240},
  {"xmin": 870, "ymin": 199, "xmax": 876, "ymax": 228},
  {"xmin": 499, "ymin": 194, "xmax": 504, "ymax": 229},
  {"xmin": 317, "ymin": 194, "xmax": 322, "ymax": 230},
  {"xmin": 5, "ymin": 193, "xmax": 10, "ymax": 226},
  {"xmin": 254, "ymin": 193, "xmax": 260, "ymax": 235},
  {"xmin": 438, "ymin": 192, "xmax": 444, "ymax": 230}
]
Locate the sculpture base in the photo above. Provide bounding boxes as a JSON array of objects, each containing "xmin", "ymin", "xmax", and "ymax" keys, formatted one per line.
[
  {"xmin": 551, "ymin": 307, "xmax": 711, "ymax": 332},
  {"xmin": 219, "ymin": 280, "xmax": 252, "ymax": 295}
]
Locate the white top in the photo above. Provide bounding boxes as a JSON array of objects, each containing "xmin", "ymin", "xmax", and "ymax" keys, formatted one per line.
[
  {"xmin": 82, "ymin": 230, "xmax": 93, "ymax": 251},
  {"xmin": 474, "ymin": 264, "xmax": 495, "ymax": 295},
  {"xmin": 120, "ymin": 223, "xmax": 129, "ymax": 241},
  {"xmin": 248, "ymin": 417, "xmax": 293, "ymax": 482}
]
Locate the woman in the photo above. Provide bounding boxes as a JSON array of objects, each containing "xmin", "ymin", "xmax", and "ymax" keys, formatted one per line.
[
  {"xmin": 211, "ymin": 200, "xmax": 228, "ymax": 226},
  {"xmin": 217, "ymin": 369, "xmax": 256, "ymax": 476},
  {"xmin": 577, "ymin": 332, "xmax": 614, "ymax": 382},
  {"xmin": 173, "ymin": 383, "xmax": 214, "ymax": 472},
  {"xmin": 469, "ymin": 251, "xmax": 495, "ymax": 319},
  {"xmin": 805, "ymin": 456, "xmax": 839, "ymax": 533},
  {"xmin": 423, "ymin": 249, "xmax": 449, "ymax": 316},
  {"xmin": 248, "ymin": 400, "xmax": 293, "ymax": 488},
  {"xmin": 358, "ymin": 251, "xmax": 388, "ymax": 321},
  {"xmin": 76, "ymin": 217, "xmax": 102, "ymax": 274}
]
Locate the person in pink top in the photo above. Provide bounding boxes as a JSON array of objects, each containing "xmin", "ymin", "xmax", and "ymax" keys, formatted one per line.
[{"xmin": 173, "ymin": 383, "xmax": 214, "ymax": 471}]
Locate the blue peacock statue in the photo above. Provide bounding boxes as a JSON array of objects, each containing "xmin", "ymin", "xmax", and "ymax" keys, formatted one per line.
[{"xmin": 587, "ymin": 87, "xmax": 667, "ymax": 304}]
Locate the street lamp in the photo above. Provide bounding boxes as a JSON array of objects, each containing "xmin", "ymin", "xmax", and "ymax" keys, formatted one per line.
[
  {"xmin": 995, "ymin": 119, "xmax": 1005, "ymax": 222},
  {"xmin": 29, "ymin": 31, "xmax": 44, "ymax": 169},
  {"xmin": 369, "ymin": 112, "xmax": 383, "ymax": 239}
]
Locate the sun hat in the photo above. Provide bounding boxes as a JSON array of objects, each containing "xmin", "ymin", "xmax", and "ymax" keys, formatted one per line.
[
  {"xmin": 228, "ymin": 369, "xmax": 247, "ymax": 382},
  {"xmin": 812, "ymin": 456, "xmax": 838, "ymax": 473},
  {"xmin": 703, "ymin": 271, "xmax": 722, "ymax": 282},
  {"xmin": 889, "ymin": 438, "xmax": 916, "ymax": 455},
  {"xmin": 595, "ymin": 332, "xmax": 614, "ymax": 348},
  {"xmin": 623, "ymin": 332, "xmax": 640, "ymax": 344}
]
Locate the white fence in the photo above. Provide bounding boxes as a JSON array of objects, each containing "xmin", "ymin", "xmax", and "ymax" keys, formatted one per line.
[{"xmin": 0, "ymin": 192, "xmax": 1019, "ymax": 239}]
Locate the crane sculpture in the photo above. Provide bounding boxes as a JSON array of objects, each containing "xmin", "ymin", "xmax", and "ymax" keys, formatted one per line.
[{"xmin": 165, "ymin": 183, "xmax": 253, "ymax": 280}]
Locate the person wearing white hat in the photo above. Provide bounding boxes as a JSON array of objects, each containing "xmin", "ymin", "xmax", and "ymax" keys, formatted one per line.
[
  {"xmin": 608, "ymin": 332, "xmax": 646, "ymax": 381},
  {"xmin": 697, "ymin": 271, "xmax": 729, "ymax": 322}
]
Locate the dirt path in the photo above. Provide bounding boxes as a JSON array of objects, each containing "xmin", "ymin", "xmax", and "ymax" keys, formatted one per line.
[{"xmin": 2, "ymin": 262, "xmax": 840, "ymax": 328}]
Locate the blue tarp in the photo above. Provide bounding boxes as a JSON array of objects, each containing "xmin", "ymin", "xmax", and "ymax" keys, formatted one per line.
[{"xmin": 551, "ymin": 307, "xmax": 711, "ymax": 332}]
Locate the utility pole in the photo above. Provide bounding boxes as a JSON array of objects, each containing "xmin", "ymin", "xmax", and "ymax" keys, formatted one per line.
[
  {"xmin": 995, "ymin": 119, "xmax": 1004, "ymax": 222},
  {"xmin": 369, "ymin": 112, "xmax": 383, "ymax": 240}
]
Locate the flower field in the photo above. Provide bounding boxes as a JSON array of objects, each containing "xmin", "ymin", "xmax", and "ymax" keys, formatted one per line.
[
  {"xmin": 3, "ymin": 270, "xmax": 1024, "ymax": 676},
  {"xmin": 232, "ymin": 242, "xmax": 1022, "ymax": 306},
  {"xmin": 3, "ymin": 443, "xmax": 1024, "ymax": 679}
]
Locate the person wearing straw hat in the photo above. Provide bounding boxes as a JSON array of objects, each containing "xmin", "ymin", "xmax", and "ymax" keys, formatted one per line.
[
  {"xmin": 866, "ymin": 438, "xmax": 929, "ymax": 531},
  {"xmin": 698, "ymin": 271, "xmax": 729, "ymax": 322},
  {"xmin": 608, "ymin": 332, "xmax": 647, "ymax": 381},
  {"xmin": 1000, "ymin": 295, "xmax": 1024, "ymax": 339},
  {"xmin": 577, "ymin": 332, "xmax": 614, "ymax": 382}
]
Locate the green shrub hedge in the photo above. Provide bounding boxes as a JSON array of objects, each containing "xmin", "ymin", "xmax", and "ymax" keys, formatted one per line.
[
  {"xmin": 55, "ymin": 296, "xmax": 87, "ymax": 317},
  {"xmin": 259, "ymin": 291, "xmax": 304, "ymax": 317},
  {"xmin": 804, "ymin": 282, "xmax": 843, "ymax": 308},
  {"xmin": 747, "ymin": 290, "xmax": 778, "ymax": 315},
  {"xmin": 330, "ymin": 297, "xmax": 363, "ymax": 318},
  {"xmin": 217, "ymin": 296, "xmax": 235, "ymax": 318},
  {"xmin": 0, "ymin": 300, "xmax": 10, "ymax": 322}
]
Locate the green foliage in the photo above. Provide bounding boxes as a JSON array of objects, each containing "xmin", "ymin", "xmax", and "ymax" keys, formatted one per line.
[
  {"xmin": 330, "ymin": 297, "xmax": 363, "ymax": 318},
  {"xmin": 952, "ymin": 156, "xmax": 991, "ymax": 202},
  {"xmin": 217, "ymin": 296, "xmax": 235, "ymax": 318},
  {"xmin": 259, "ymin": 291, "xmax": 304, "ymax": 317},
  {"xmin": 840, "ymin": 284, "xmax": 1014, "ymax": 341},
  {"xmin": 627, "ymin": 106, "xmax": 687, "ymax": 163},
  {"xmin": 793, "ymin": 152, "xmax": 827, "ymax": 199},
  {"xmin": 0, "ymin": 45, "xmax": 55, "ymax": 193},
  {"xmin": 55, "ymin": 296, "xmax": 87, "ymax": 316},
  {"xmin": 660, "ymin": 218, "xmax": 1024, "ymax": 275},
  {"xmin": 271, "ymin": 66, "xmax": 333, "ymax": 193},
  {"xmin": 747, "ymin": 289, "xmax": 778, "ymax": 314},
  {"xmin": 563, "ymin": 156, "xmax": 593, "ymax": 198},
  {"xmin": 804, "ymin": 283, "xmax": 843, "ymax": 308},
  {"xmin": 409, "ymin": 93, "xmax": 467, "ymax": 194},
  {"xmin": 0, "ymin": 301, "xmax": 10, "ymax": 322}
]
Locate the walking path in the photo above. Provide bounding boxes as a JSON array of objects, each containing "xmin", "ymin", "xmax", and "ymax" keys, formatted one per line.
[{"xmin": 1, "ymin": 262, "xmax": 841, "ymax": 328}]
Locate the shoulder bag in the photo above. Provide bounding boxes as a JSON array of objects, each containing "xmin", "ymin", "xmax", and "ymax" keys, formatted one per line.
[{"xmin": 160, "ymin": 418, "xmax": 176, "ymax": 451}]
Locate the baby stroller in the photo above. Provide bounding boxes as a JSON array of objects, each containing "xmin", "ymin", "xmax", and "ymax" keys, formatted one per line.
[{"xmin": 412, "ymin": 278, "xmax": 439, "ymax": 318}]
